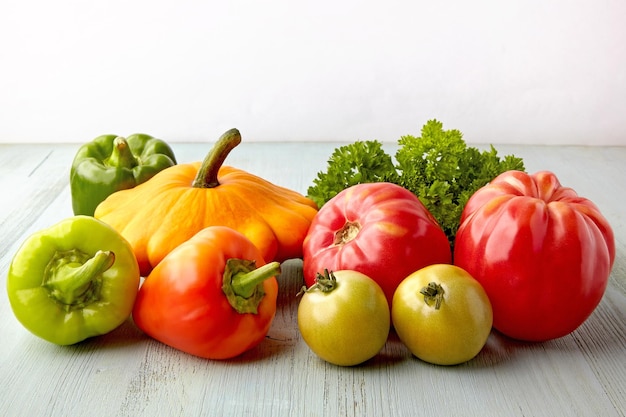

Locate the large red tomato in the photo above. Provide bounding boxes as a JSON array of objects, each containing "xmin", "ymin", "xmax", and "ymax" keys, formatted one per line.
[
  {"xmin": 302, "ymin": 182, "xmax": 451, "ymax": 306},
  {"xmin": 454, "ymin": 170, "xmax": 615, "ymax": 342}
]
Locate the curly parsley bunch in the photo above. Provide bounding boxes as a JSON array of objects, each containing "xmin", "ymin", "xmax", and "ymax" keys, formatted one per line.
[{"xmin": 307, "ymin": 119, "xmax": 525, "ymax": 246}]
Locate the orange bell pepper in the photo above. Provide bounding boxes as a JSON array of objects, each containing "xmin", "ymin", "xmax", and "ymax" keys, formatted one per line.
[{"xmin": 132, "ymin": 226, "xmax": 280, "ymax": 359}]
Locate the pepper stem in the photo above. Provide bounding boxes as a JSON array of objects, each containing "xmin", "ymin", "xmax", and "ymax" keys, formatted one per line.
[
  {"xmin": 420, "ymin": 281, "xmax": 445, "ymax": 309},
  {"xmin": 231, "ymin": 261, "xmax": 282, "ymax": 298},
  {"xmin": 108, "ymin": 136, "xmax": 139, "ymax": 168},
  {"xmin": 44, "ymin": 250, "xmax": 115, "ymax": 308},
  {"xmin": 192, "ymin": 128, "xmax": 241, "ymax": 188},
  {"xmin": 222, "ymin": 259, "xmax": 281, "ymax": 314}
]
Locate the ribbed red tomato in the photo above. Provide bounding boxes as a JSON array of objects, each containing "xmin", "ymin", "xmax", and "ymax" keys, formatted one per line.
[
  {"xmin": 454, "ymin": 170, "xmax": 615, "ymax": 342},
  {"xmin": 302, "ymin": 182, "xmax": 451, "ymax": 306}
]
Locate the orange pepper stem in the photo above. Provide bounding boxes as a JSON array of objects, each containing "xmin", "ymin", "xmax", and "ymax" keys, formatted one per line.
[
  {"xmin": 108, "ymin": 136, "xmax": 139, "ymax": 168},
  {"xmin": 222, "ymin": 259, "xmax": 281, "ymax": 314},
  {"xmin": 192, "ymin": 128, "xmax": 242, "ymax": 188},
  {"xmin": 232, "ymin": 261, "xmax": 282, "ymax": 298}
]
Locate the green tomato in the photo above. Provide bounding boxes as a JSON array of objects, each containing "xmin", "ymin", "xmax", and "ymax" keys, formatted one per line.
[
  {"xmin": 392, "ymin": 264, "xmax": 493, "ymax": 365},
  {"xmin": 297, "ymin": 270, "xmax": 390, "ymax": 366}
]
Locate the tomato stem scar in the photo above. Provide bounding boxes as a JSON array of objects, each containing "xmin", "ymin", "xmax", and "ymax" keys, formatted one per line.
[{"xmin": 420, "ymin": 282, "xmax": 445, "ymax": 309}]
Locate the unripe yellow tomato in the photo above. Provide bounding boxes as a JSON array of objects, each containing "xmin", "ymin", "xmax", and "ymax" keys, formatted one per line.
[
  {"xmin": 298, "ymin": 270, "xmax": 390, "ymax": 366},
  {"xmin": 392, "ymin": 264, "xmax": 493, "ymax": 365}
]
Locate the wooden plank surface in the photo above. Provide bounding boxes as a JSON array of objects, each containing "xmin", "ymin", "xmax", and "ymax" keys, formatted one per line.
[{"xmin": 1, "ymin": 142, "xmax": 625, "ymax": 417}]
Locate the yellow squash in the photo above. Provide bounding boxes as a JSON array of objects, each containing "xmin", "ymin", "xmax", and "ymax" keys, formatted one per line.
[{"xmin": 95, "ymin": 128, "xmax": 318, "ymax": 276}]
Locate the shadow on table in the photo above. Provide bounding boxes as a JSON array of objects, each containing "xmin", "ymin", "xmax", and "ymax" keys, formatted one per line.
[{"xmin": 67, "ymin": 318, "xmax": 149, "ymax": 353}]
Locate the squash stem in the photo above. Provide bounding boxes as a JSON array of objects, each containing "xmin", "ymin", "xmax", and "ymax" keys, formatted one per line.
[
  {"xmin": 192, "ymin": 128, "xmax": 241, "ymax": 188},
  {"xmin": 108, "ymin": 136, "xmax": 139, "ymax": 168}
]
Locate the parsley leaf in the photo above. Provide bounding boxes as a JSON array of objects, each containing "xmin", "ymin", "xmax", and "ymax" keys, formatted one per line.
[
  {"xmin": 396, "ymin": 120, "xmax": 525, "ymax": 246},
  {"xmin": 307, "ymin": 140, "xmax": 398, "ymax": 208}
]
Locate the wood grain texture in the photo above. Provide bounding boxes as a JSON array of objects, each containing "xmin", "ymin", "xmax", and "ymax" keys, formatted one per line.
[{"xmin": 0, "ymin": 142, "xmax": 624, "ymax": 417}]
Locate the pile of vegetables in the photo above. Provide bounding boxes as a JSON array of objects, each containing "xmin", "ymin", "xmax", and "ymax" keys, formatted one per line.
[
  {"xmin": 298, "ymin": 121, "xmax": 614, "ymax": 364},
  {"xmin": 7, "ymin": 128, "xmax": 317, "ymax": 358},
  {"xmin": 5, "ymin": 120, "xmax": 616, "ymax": 368}
]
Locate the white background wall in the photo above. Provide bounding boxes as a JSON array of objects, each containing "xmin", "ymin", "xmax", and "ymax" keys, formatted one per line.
[{"xmin": 1, "ymin": 0, "xmax": 625, "ymax": 145}]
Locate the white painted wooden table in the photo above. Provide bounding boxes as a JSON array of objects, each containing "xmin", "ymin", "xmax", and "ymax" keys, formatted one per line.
[{"xmin": 1, "ymin": 141, "xmax": 625, "ymax": 417}]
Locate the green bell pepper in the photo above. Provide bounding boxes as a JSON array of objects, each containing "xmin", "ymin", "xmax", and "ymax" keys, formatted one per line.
[
  {"xmin": 70, "ymin": 133, "xmax": 177, "ymax": 216},
  {"xmin": 6, "ymin": 216, "xmax": 140, "ymax": 345}
]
